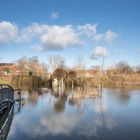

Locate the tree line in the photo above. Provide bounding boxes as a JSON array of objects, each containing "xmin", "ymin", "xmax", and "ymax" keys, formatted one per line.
[
  {"xmin": 16, "ymin": 55, "xmax": 140, "ymax": 76},
  {"xmin": 16, "ymin": 55, "xmax": 140, "ymax": 88}
]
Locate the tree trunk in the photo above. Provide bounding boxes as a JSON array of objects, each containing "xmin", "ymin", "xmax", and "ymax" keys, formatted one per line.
[
  {"xmin": 72, "ymin": 81, "xmax": 74, "ymax": 89},
  {"xmin": 62, "ymin": 78, "xmax": 63, "ymax": 89}
]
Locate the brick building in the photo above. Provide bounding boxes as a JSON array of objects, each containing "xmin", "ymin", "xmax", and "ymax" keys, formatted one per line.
[
  {"xmin": 76, "ymin": 69, "xmax": 97, "ymax": 78},
  {"xmin": 0, "ymin": 63, "xmax": 19, "ymax": 75}
]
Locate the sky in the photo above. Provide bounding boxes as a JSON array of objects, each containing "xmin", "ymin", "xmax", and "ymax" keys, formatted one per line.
[{"xmin": 0, "ymin": 0, "xmax": 140, "ymax": 69}]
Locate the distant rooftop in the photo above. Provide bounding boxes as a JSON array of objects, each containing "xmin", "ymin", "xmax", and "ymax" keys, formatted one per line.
[{"xmin": 0, "ymin": 63, "xmax": 15, "ymax": 66}]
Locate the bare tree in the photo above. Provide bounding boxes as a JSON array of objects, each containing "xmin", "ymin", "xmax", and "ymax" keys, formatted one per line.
[
  {"xmin": 48, "ymin": 55, "xmax": 65, "ymax": 71},
  {"xmin": 16, "ymin": 56, "xmax": 28, "ymax": 75},
  {"xmin": 37, "ymin": 63, "xmax": 48, "ymax": 78},
  {"xmin": 91, "ymin": 46, "xmax": 107, "ymax": 91},
  {"xmin": 28, "ymin": 56, "xmax": 39, "ymax": 75},
  {"xmin": 17, "ymin": 56, "xmax": 48, "ymax": 77},
  {"xmin": 115, "ymin": 61, "xmax": 132, "ymax": 74},
  {"xmin": 136, "ymin": 65, "xmax": 140, "ymax": 73},
  {"xmin": 75, "ymin": 55, "xmax": 86, "ymax": 70}
]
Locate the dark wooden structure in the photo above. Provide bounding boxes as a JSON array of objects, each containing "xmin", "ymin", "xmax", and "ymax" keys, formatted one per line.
[
  {"xmin": 0, "ymin": 84, "xmax": 14, "ymax": 105},
  {"xmin": 0, "ymin": 84, "xmax": 15, "ymax": 139}
]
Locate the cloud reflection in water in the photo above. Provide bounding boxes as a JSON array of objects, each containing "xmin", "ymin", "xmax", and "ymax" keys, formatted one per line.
[{"xmin": 8, "ymin": 91, "xmax": 118, "ymax": 139}]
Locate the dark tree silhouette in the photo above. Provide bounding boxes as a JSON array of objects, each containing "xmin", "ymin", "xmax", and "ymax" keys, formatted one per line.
[
  {"xmin": 53, "ymin": 68, "xmax": 67, "ymax": 89},
  {"xmin": 116, "ymin": 61, "xmax": 132, "ymax": 74},
  {"xmin": 68, "ymin": 70, "xmax": 77, "ymax": 89}
]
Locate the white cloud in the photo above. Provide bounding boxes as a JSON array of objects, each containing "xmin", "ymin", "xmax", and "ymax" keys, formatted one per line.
[
  {"xmin": 40, "ymin": 112, "xmax": 81, "ymax": 135},
  {"xmin": 0, "ymin": 21, "xmax": 19, "ymax": 44},
  {"xmin": 91, "ymin": 46, "xmax": 107, "ymax": 58},
  {"xmin": 41, "ymin": 25, "xmax": 80, "ymax": 50},
  {"xmin": 11, "ymin": 102, "xmax": 82, "ymax": 137},
  {"xmin": 50, "ymin": 12, "xmax": 59, "ymax": 20},
  {"xmin": 31, "ymin": 45, "xmax": 43, "ymax": 51},
  {"xmin": 20, "ymin": 23, "xmax": 48, "ymax": 42},
  {"xmin": 0, "ymin": 21, "xmax": 49, "ymax": 45},
  {"xmin": 0, "ymin": 21, "xmax": 49, "ymax": 44},
  {"xmin": 0, "ymin": 21, "xmax": 117, "ymax": 51},
  {"xmin": 94, "ymin": 30, "xmax": 117, "ymax": 43},
  {"xmin": 77, "ymin": 23, "xmax": 97, "ymax": 36}
]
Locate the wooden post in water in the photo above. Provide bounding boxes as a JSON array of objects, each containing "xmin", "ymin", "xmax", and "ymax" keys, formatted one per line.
[
  {"xmin": 18, "ymin": 90, "xmax": 21, "ymax": 101},
  {"xmin": 99, "ymin": 56, "xmax": 105, "ymax": 97}
]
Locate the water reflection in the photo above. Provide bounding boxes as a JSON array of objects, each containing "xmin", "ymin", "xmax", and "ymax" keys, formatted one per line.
[
  {"xmin": 5, "ymin": 88, "xmax": 140, "ymax": 140},
  {"xmin": 105, "ymin": 88, "xmax": 132, "ymax": 104},
  {"xmin": 54, "ymin": 95, "xmax": 67, "ymax": 113}
]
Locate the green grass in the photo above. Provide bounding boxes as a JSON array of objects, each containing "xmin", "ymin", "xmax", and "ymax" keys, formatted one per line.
[{"xmin": 0, "ymin": 79, "xmax": 11, "ymax": 85}]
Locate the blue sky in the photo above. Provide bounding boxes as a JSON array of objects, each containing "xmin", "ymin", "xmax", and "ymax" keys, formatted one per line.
[{"xmin": 0, "ymin": 0, "xmax": 140, "ymax": 68}]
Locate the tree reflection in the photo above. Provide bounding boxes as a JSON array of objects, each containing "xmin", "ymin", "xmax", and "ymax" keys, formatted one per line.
[
  {"xmin": 108, "ymin": 88, "xmax": 131, "ymax": 104},
  {"xmin": 54, "ymin": 96, "xmax": 67, "ymax": 112},
  {"xmin": 8, "ymin": 88, "xmax": 122, "ymax": 139},
  {"xmin": 53, "ymin": 89, "xmax": 68, "ymax": 113},
  {"xmin": 27, "ymin": 90, "xmax": 39, "ymax": 105}
]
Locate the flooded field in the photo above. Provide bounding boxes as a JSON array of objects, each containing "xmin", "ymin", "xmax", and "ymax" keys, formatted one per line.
[{"xmin": 5, "ymin": 88, "xmax": 140, "ymax": 140}]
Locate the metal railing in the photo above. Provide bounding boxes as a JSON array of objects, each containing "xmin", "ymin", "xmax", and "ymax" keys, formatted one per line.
[
  {"xmin": 0, "ymin": 84, "xmax": 15, "ymax": 140},
  {"xmin": 0, "ymin": 84, "xmax": 14, "ymax": 105},
  {"xmin": 0, "ymin": 103, "xmax": 14, "ymax": 140},
  {"xmin": 0, "ymin": 84, "xmax": 14, "ymax": 91}
]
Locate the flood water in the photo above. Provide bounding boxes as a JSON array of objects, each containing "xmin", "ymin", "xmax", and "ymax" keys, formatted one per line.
[{"xmin": 5, "ymin": 88, "xmax": 140, "ymax": 140}]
